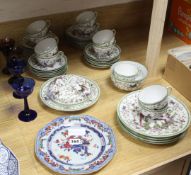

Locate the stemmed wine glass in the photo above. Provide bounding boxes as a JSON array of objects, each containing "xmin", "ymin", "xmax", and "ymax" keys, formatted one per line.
[
  {"xmin": 10, "ymin": 77, "xmax": 37, "ymax": 122},
  {"xmin": 0, "ymin": 37, "xmax": 15, "ymax": 74}
]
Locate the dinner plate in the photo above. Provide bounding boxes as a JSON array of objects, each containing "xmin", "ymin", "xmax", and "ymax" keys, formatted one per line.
[
  {"xmin": 35, "ymin": 115, "xmax": 116, "ymax": 174},
  {"xmin": 117, "ymin": 91, "xmax": 191, "ymax": 138}
]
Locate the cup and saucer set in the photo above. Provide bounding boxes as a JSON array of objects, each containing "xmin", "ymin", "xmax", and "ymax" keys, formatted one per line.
[
  {"xmin": 111, "ymin": 61, "xmax": 148, "ymax": 91},
  {"xmin": 117, "ymin": 84, "xmax": 191, "ymax": 144},
  {"xmin": 28, "ymin": 38, "xmax": 68, "ymax": 80},
  {"xmin": 84, "ymin": 29, "xmax": 121, "ymax": 68},
  {"xmin": 65, "ymin": 11, "xmax": 100, "ymax": 48},
  {"xmin": 22, "ymin": 20, "xmax": 59, "ymax": 49}
]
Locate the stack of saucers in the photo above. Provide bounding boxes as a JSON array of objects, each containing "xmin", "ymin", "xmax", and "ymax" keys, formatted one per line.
[
  {"xmin": 84, "ymin": 29, "xmax": 121, "ymax": 68},
  {"xmin": 22, "ymin": 20, "xmax": 58, "ymax": 49},
  {"xmin": 28, "ymin": 38, "xmax": 67, "ymax": 79},
  {"xmin": 65, "ymin": 11, "xmax": 100, "ymax": 48},
  {"xmin": 117, "ymin": 85, "xmax": 191, "ymax": 145},
  {"xmin": 111, "ymin": 61, "xmax": 148, "ymax": 91}
]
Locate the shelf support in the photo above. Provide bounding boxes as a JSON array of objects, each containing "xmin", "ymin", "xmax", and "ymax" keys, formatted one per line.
[{"xmin": 146, "ymin": 0, "xmax": 168, "ymax": 77}]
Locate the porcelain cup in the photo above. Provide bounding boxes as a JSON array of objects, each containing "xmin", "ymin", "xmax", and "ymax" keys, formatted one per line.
[
  {"xmin": 112, "ymin": 62, "xmax": 139, "ymax": 82},
  {"xmin": 36, "ymin": 51, "xmax": 61, "ymax": 67},
  {"xmin": 92, "ymin": 29, "xmax": 116, "ymax": 56},
  {"xmin": 138, "ymin": 85, "xmax": 172, "ymax": 112},
  {"xmin": 76, "ymin": 11, "xmax": 97, "ymax": 27},
  {"xmin": 25, "ymin": 20, "xmax": 50, "ymax": 38},
  {"xmin": 34, "ymin": 38, "xmax": 58, "ymax": 59}
]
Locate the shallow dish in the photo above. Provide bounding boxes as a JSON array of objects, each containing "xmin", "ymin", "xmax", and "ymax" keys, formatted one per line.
[
  {"xmin": 35, "ymin": 115, "xmax": 116, "ymax": 174},
  {"xmin": 40, "ymin": 74, "xmax": 100, "ymax": 111}
]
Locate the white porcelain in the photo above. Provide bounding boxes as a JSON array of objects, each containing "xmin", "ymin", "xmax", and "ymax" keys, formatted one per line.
[
  {"xmin": 34, "ymin": 38, "xmax": 58, "ymax": 57},
  {"xmin": 36, "ymin": 51, "xmax": 61, "ymax": 67},
  {"xmin": 26, "ymin": 20, "xmax": 50, "ymax": 37},
  {"xmin": 76, "ymin": 11, "xmax": 97, "ymax": 27},
  {"xmin": 138, "ymin": 85, "xmax": 172, "ymax": 111},
  {"xmin": 92, "ymin": 29, "xmax": 116, "ymax": 47}
]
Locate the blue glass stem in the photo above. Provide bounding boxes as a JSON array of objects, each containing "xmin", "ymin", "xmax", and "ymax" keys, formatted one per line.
[{"xmin": 24, "ymin": 97, "xmax": 30, "ymax": 113}]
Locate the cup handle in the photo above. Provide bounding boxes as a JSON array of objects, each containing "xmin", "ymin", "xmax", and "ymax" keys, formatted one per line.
[
  {"xmin": 167, "ymin": 86, "xmax": 172, "ymax": 95},
  {"xmin": 46, "ymin": 20, "xmax": 51, "ymax": 29},
  {"xmin": 112, "ymin": 29, "xmax": 116, "ymax": 36},
  {"xmin": 94, "ymin": 11, "xmax": 98, "ymax": 18}
]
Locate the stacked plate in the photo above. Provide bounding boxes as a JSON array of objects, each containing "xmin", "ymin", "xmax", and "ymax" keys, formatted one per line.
[
  {"xmin": 84, "ymin": 44, "xmax": 121, "ymax": 68},
  {"xmin": 28, "ymin": 51, "xmax": 67, "ymax": 80},
  {"xmin": 35, "ymin": 115, "xmax": 116, "ymax": 174},
  {"xmin": 111, "ymin": 61, "xmax": 148, "ymax": 91},
  {"xmin": 117, "ymin": 91, "xmax": 191, "ymax": 144},
  {"xmin": 40, "ymin": 74, "xmax": 100, "ymax": 111}
]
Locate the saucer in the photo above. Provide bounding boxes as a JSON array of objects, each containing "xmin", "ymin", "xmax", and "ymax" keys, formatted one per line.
[
  {"xmin": 66, "ymin": 23, "xmax": 100, "ymax": 41},
  {"xmin": 22, "ymin": 31, "xmax": 59, "ymax": 49},
  {"xmin": 117, "ymin": 91, "xmax": 190, "ymax": 139}
]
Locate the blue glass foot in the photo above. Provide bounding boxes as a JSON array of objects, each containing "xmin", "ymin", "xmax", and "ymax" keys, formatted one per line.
[
  {"xmin": 18, "ymin": 109, "xmax": 37, "ymax": 122},
  {"xmin": 13, "ymin": 92, "xmax": 22, "ymax": 99}
]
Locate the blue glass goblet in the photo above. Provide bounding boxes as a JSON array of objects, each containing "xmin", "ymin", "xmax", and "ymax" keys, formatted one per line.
[
  {"xmin": 11, "ymin": 77, "xmax": 37, "ymax": 122},
  {"xmin": 0, "ymin": 37, "xmax": 15, "ymax": 74}
]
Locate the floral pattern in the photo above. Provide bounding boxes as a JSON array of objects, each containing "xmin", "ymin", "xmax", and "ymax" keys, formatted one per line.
[
  {"xmin": 35, "ymin": 115, "xmax": 116, "ymax": 174},
  {"xmin": 117, "ymin": 91, "xmax": 190, "ymax": 138},
  {"xmin": 40, "ymin": 74, "xmax": 100, "ymax": 111},
  {"xmin": 0, "ymin": 142, "xmax": 19, "ymax": 175}
]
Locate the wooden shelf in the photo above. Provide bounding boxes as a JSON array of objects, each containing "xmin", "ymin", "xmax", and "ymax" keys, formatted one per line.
[{"xmin": 0, "ymin": 25, "xmax": 190, "ymax": 174}]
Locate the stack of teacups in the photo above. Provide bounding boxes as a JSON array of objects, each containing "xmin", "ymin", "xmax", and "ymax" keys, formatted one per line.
[
  {"xmin": 23, "ymin": 20, "xmax": 58, "ymax": 49},
  {"xmin": 28, "ymin": 38, "xmax": 67, "ymax": 79},
  {"xmin": 111, "ymin": 61, "xmax": 148, "ymax": 91},
  {"xmin": 66, "ymin": 11, "xmax": 100, "ymax": 48},
  {"xmin": 84, "ymin": 29, "xmax": 121, "ymax": 68},
  {"xmin": 117, "ymin": 84, "xmax": 191, "ymax": 144}
]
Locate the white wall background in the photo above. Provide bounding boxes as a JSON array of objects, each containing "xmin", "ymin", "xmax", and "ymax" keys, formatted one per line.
[{"xmin": 0, "ymin": 0, "xmax": 139, "ymax": 22}]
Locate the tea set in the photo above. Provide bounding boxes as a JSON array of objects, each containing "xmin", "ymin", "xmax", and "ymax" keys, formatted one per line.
[
  {"xmin": 84, "ymin": 29, "xmax": 121, "ymax": 68},
  {"xmin": 28, "ymin": 37, "xmax": 67, "ymax": 79},
  {"xmin": 22, "ymin": 20, "xmax": 59, "ymax": 49},
  {"xmin": 2, "ymin": 10, "xmax": 191, "ymax": 175},
  {"xmin": 66, "ymin": 11, "xmax": 100, "ymax": 48}
]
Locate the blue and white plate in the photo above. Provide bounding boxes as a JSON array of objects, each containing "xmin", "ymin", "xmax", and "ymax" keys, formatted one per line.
[
  {"xmin": 0, "ymin": 141, "xmax": 19, "ymax": 175},
  {"xmin": 35, "ymin": 115, "xmax": 116, "ymax": 174}
]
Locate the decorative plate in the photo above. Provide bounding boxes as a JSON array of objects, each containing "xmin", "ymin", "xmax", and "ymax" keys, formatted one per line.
[
  {"xmin": 35, "ymin": 115, "xmax": 116, "ymax": 174},
  {"xmin": 117, "ymin": 91, "xmax": 191, "ymax": 138},
  {"xmin": 0, "ymin": 141, "xmax": 19, "ymax": 175},
  {"xmin": 40, "ymin": 74, "xmax": 100, "ymax": 111},
  {"xmin": 28, "ymin": 51, "xmax": 67, "ymax": 71},
  {"xmin": 84, "ymin": 44, "xmax": 121, "ymax": 61}
]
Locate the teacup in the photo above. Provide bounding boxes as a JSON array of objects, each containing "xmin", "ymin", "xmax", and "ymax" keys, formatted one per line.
[
  {"xmin": 25, "ymin": 20, "xmax": 50, "ymax": 38},
  {"xmin": 112, "ymin": 62, "xmax": 139, "ymax": 82},
  {"xmin": 76, "ymin": 11, "xmax": 97, "ymax": 27},
  {"xmin": 138, "ymin": 85, "xmax": 172, "ymax": 112},
  {"xmin": 36, "ymin": 51, "xmax": 61, "ymax": 67},
  {"xmin": 34, "ymin": 38, "xmax": 58, "ymax": 59},
  {"xmin": 92, "ymin": 29, "xmax": 116, "ymax": 56}
]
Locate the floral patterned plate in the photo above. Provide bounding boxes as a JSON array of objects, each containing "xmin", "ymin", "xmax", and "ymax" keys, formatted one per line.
[
  {"xmin": 117, "ymin": 91, "xmax": 190, "ymax": 138},
  {"xmin": 40, "ymin": 74, "xmax": 100, "ymax": 111},
  {"xmin": 35, "ymin": 115, "xmax": 116, "ymax": 174},
  {"xmin": 117, "ymin": 116, "xmax": 186, "ymax": 144},
  {"xmin": 0, "ymin": 141, "xmax": 19, "ymax": 175}
]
